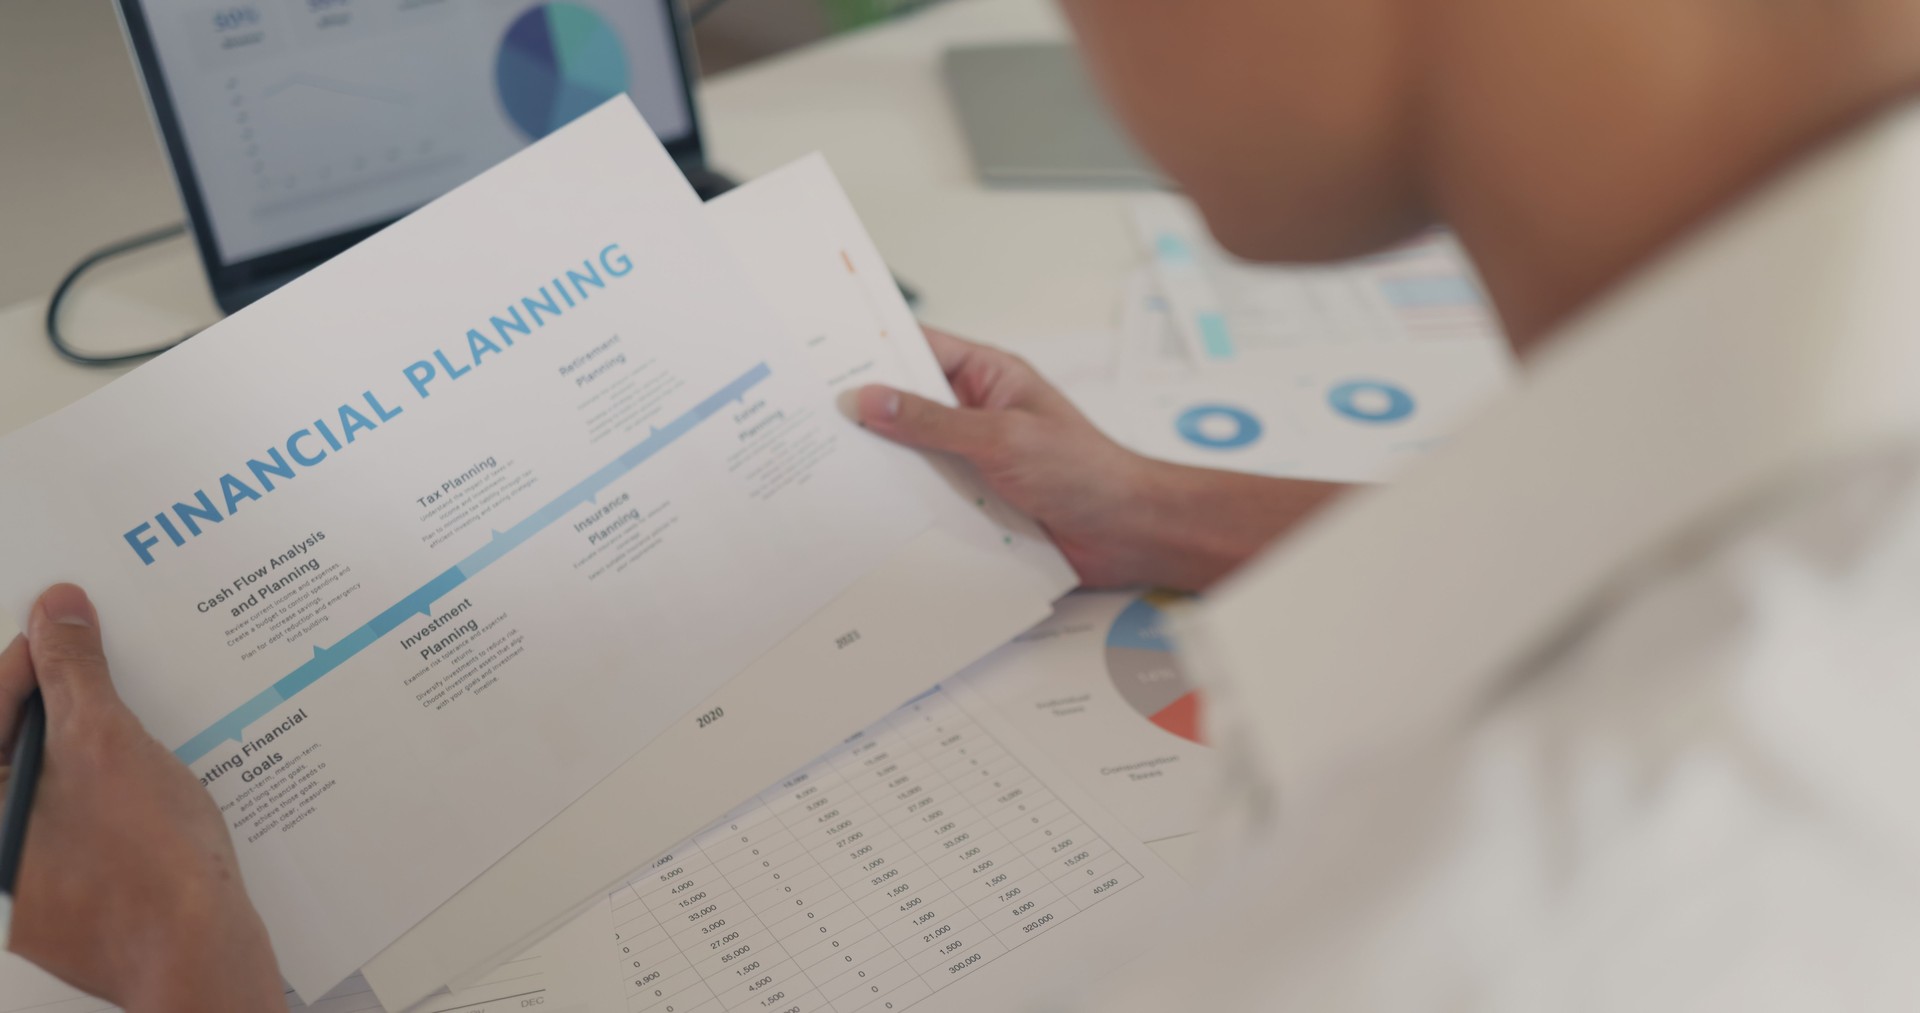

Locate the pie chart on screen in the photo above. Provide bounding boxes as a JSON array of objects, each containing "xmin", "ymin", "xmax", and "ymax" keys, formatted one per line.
[
  {"xmin": 1104, "ymin": 593, "xmax": 1205, "ymax": 745},
  {"xmin": 497, "ymin": 3, "xmax": 630, "ymax": 140}
]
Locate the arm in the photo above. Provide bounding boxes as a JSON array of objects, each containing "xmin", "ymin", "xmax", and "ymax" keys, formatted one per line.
[
  {"xmin": 1, "ymin": 585, "xmax": 287, "ymax": 1013},
  {"xmin": 856, "ymin": 330, "xmax": 1344, "ymax": 591},
  {"xmin": 1109, "ymin": 459, "xmax": 1343, "ymax": 592}
]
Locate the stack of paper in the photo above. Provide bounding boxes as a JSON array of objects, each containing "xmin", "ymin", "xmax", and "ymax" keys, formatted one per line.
[
  {"xmin": 0, "ymin": 99, "xmax": 1080, "ymax": 1013},
  {"xmin": 0, "ymin": 100, "xmax": 1515, "ymax": 1013},
  {"xmin": 359, "ymin": 148, "xmax": 1084, "ymax": 1011}
]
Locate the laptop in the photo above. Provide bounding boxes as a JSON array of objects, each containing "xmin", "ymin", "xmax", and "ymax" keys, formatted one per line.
[
  {"xmin": 115, "ymin": 0, "xmax": 731, "ymax": 315},
  {"xmin": 944, "ymin": 42, "xmax": 1164, "ymax": 190}
]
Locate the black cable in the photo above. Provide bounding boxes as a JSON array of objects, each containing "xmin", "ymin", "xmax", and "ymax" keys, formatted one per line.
[{"xmin": 45, "ymin": 223, "xmax": 199, "ymax": 367}]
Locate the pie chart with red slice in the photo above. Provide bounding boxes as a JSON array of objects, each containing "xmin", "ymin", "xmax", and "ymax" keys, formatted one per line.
[{"xmin": 1104, "ymin": 593, "xmax": 1205, "ymax": 745}]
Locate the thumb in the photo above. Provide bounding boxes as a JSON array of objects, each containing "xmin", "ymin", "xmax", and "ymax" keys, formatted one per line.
[
  {"xmin": 25, "ymin": 584, "xmax": 121, "ymax": 722},
  {"xmin": 856, "ymin": 385, "xmax": 1006, "ymax": 459}
]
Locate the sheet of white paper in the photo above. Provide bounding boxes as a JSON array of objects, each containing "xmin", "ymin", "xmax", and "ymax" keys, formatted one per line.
[
  {"xmin": 701, "ymin": 155, "xmax": 1075, "ymax": 596},
  {"xmin": 1050, "ymin": 271, "xmax": 1187, "ymax": 450},
  {"xmin": 0, "ymin": 955, "xmax": 105, "ymax": 1013},
  {"xmin": 1057, "ymin": 265, "xmax": 1514, "ymax": 484},
  {"xmin": 956, "ymin": 592, "xmax": 1220, "ymax": 846},
  {"xmin": 360, "ymin": 157, "xmax": 1074, "ymax": 1009},
  {"xmin": 1112, "ymin": 270, "xmax": 1194, "ymax": 389},
  {"xmin": 1116, "ymin": 339, "xmax": 1518, "ymax": 484},
  {"xmin": 1133, "ymin": 193, "xmax": 1504, "ymax": 365},
  {"xmin": 1018, "ymin": 332, "xmax": 1123, "ymax": 394},
  {"xmin": 0, "ymin": 944, "xmax": 572, "ymax": 1013},
  {"xmin": 0, "ymin": 100, "xmax": 939, "ymax": 1002},
  {"xmin": 546, "ymin": 681, "xmax": 1188, "ymax": 1013}
]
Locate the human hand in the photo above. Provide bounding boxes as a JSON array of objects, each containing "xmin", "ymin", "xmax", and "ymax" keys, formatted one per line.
[
  {"xmin": 1, "ymin": 584, "xmax": 286, "ymax": 1013},
  {"xmin": 856, "ymin": 330, "xmax": 1344, "ymax": 590}
]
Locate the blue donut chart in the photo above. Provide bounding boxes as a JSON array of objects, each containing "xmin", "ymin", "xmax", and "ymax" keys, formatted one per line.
[
  {"xmin": 1327, "ymin": 380, "xmax": 1416, "ymax": 425},
  {"xmin": 1175, "ymin": 404, "xmax": 1263, "ymax": 450}
]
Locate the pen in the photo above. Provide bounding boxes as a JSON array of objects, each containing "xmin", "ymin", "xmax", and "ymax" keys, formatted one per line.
[{"xmin": 0, "ymin": 690, "xmax": 46, "ymax": 951}]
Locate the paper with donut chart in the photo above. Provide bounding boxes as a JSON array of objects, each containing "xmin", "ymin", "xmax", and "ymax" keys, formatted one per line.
[{"xmin": 0, "ymin": 99, "xmax": 1067, "ymax": 1003}]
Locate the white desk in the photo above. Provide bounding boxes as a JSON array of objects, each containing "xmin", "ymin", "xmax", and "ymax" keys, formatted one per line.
[{"xmin": 0, "ymin": 0, "xmax": 1137, "ymax": 442}]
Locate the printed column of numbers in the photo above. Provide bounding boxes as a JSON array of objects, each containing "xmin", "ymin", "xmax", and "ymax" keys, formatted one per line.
[{"xmin": 607, "ymin": 690, "xmax": 1143, "ymax": 1013}]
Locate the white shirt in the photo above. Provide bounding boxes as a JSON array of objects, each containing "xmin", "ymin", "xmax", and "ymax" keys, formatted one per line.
[{"xmin": 1095, "ymin": 101, "xmax": 1920, "ymax": 1011}]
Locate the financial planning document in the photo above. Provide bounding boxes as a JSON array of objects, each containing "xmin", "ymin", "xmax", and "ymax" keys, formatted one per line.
[{"xmin": 0, "ymin": 100, "xmax": 947, "ymax": 1002}]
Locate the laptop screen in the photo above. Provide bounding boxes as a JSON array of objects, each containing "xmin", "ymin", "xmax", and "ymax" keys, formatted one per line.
[{"xmin": 123, "ymin": 0, "xmax": 697, "ymax": 268}]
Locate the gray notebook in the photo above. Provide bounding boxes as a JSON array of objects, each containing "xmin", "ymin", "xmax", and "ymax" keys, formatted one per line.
[{"xmin": 943, "ymin": 42, "xmax": 1166, "ymax": 189}]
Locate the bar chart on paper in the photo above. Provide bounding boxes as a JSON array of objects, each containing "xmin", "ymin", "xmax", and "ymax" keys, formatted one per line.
[{"xmin": 1132, "ymin": 193, "xmax": 1503, "ymax": 362}]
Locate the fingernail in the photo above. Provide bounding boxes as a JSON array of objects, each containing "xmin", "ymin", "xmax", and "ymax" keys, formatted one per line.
[
  {"xmin": 857, "ymin": 386, "xmax": 902, "ymax": 423},
  {"xmin": 38, "ymin": 584, "xmax": 95, "ymax": 628}
]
